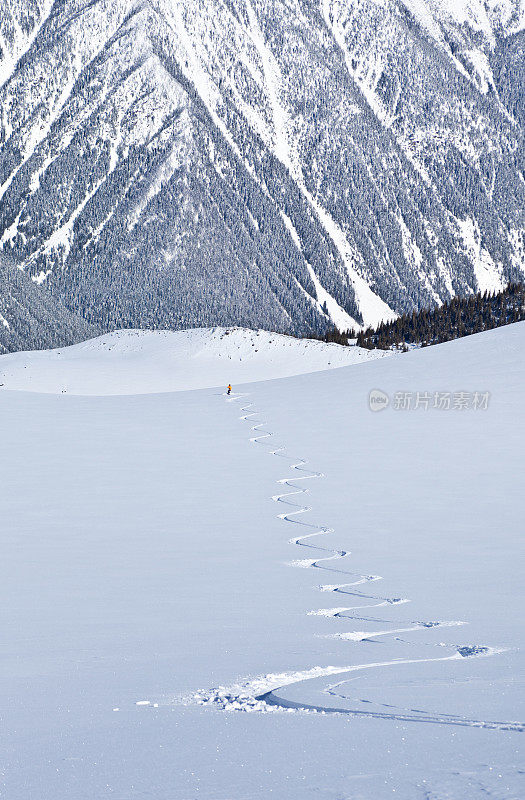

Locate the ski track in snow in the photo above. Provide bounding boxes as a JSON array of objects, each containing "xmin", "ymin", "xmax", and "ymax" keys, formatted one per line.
[
  {"xmin": 237, "ymin": 393, "xmax": 465, "ymax": 634},
  {"xmin": 168, "ymin": 392, "xmax": 522, "ymax": 733}
]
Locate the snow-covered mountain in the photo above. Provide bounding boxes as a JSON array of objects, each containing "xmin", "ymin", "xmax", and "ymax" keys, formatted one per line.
[
  {"xmin": 0, "ymin": 254, "xmax": 98, "ymax": 352},
  {"xmin": 0, "ymin": 0, "xmax": 524, "ymax": 348}
]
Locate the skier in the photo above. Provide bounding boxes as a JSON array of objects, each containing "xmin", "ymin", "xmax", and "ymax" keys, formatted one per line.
[{"xmin": 227, "ymin": 384, "xmax": 232, "ymax": 395}]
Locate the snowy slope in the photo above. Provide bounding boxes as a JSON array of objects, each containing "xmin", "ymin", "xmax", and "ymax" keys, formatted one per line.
[
  {"xmin": 0, "ymin": 254, "xmax": 99, "ymax": 353},
  {"xmin": 0, "ymin": 326, "xmax": 390, "ymax": 394},
  {"xmin": 0, "ymin": 322, "xmax": 523, "ymax": 799}
]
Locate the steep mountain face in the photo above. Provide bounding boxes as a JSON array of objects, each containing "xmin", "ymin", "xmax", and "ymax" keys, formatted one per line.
[
  {"xmin": 0, "ymin": 255, "xmax": 99, "ymax": 353},
  {"xmin": 0, "ymin": 0, "xmax": 523, "ymax": 348}
]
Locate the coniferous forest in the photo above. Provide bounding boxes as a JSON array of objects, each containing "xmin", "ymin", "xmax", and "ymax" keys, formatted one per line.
[
  {"xmin": 315, "ymin": 283, "xmax": 525, "ymax": 350},
  {"xmin": 1, "ymin": 0, "xmax": 524, "ymax": 356}
]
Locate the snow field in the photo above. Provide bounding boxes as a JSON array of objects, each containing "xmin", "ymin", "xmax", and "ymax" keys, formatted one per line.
[{"xmin": 0, "ymin": 322, "xmax": 523, "ymax": 799}]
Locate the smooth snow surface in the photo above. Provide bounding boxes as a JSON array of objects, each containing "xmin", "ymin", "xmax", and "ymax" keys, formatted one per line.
[
  {"xmin": 0, "ymin": 323, "xmax": 524, "ymax": 799},
  {"xmin": 0, "ymin": 327, "xmax": 389, "ymax": 394}
]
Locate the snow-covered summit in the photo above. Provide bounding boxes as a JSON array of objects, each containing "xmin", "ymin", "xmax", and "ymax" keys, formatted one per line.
[
  {"xmin": 0, "ymin": 327, "xmax": 390, "ymax": 395},
  {"xmin": 0, "ymin": 0, "xmax": 523, "ymax": 349}
]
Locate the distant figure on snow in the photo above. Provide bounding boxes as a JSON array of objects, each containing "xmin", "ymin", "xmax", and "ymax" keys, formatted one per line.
[{"xmin": 227, "ymin": 384, "xmax": 232, "ymax": 395}]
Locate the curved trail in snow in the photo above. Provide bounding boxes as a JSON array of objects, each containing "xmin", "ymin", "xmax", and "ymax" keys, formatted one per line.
[
  {"xmin": 236, "ymin": 394, "xmax": 462, "ymax": 634},
  {"xmin": 189, "ymin": 392, "xmax": 521, "ymax": 732}
]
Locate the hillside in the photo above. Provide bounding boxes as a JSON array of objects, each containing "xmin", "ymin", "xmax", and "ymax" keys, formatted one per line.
[
  {"xmin": 0, "ymin": 322, "xmax": 523, "ymax": 799},
  {"xmin": 0, "ymin": 255, "xmax": 99, "ymax": 353},
  {"xmin": 0, "ymin": 0, "xmax": 524, "ymax": 347},
  {"xmin": 353, "ymin": 280, "xmax": 525, "ymax": 349},
  {"xmin": 0, "ymin": 326, "xmax": 390, "ymax": 393}
]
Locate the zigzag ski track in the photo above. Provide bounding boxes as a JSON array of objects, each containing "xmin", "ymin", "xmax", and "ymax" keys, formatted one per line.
[{"xmin": 185, "ymin": 392, "xmax": 521, "ymax": 733}]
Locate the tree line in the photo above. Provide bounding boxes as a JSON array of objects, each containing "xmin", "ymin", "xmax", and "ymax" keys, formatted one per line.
[{"xmin": 312, "ymin": 282, "xmax": 525, "ymax": 350}]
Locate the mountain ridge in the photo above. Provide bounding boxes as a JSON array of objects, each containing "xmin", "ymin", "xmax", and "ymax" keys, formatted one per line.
[{"xmin": 0, "ymin": 0, "xmax": 523, "ymax": 350}]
